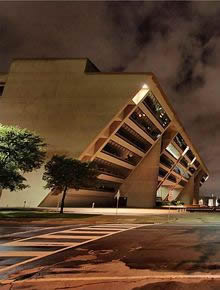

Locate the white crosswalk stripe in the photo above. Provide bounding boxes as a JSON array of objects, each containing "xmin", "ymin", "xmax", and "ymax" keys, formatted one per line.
[{"xmin": 0, "ymin": 224, "xmax": 145, "ymax": 273}]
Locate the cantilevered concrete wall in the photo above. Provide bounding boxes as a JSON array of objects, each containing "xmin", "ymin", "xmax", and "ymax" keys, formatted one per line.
[{"xmin": 0, "ymin": 58, "xmax": 209, "ymax": 208}]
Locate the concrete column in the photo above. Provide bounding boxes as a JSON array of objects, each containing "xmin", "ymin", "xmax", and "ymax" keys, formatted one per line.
[
  {"xmin": 178, "ymin": 176, "xmax": 195, "ymax": 205},
  {"xmin": 193, "ymin": 170, "xmax": 204, "ymax": 204},
  {"xmin": 120, "ymin": 139, "xmax": 161, "ymax": 208}
]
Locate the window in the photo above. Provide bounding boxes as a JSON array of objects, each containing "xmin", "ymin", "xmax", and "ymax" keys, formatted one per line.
[
  {"xmin": 116, "ymin": 123, "xmax": 151, "ymax": 153},
  {"xmin": 186, "ymin": 149, "xmax": 195, "ymax": 161},
  {"xmin": 174, "ymin": 133, "xmax": 187, "ymax": 151},
  {"xmin": 194, "ymin": 160, "xmax": 200, "ymax": 168},
  {"xmin": 168, "ymin": 174, "xmax": 176, "ymax": 183},
  {"xmin": 166, "ymin": 144, "xmax": 181, "ymax": 159},
  {"xmin": 160, "ymin": 154, "xmax": 174, "ymax": 169},
  {"xmin": 102, "ymin": 140, "xmax": 142, "ymax": 166},
  {"xmin": 176, "ymin": 165, "xmax": 190, "ymax": 179},
  {"xmin": 94, "ymin": 157, "xmax": 131, "ymax": 179},
  {"xmin": 0, "ymin": 82, "xmax": 5, "ymax": 96},
  {"xmin": 180, "ymin": 157, "xmax": 188, "ymax": 168},
  {"xmin": 159, "ymin": 167, "xmax": 168, "ymax": 178},
  {"xmin": 179, "ymin": 180, "xmax": 187, "ymax": 187},
  {"xmin": 130, "ymin": 108, "xmax": 161, "ymax": 140},
  {"xmin": 189, "ymin": 167, "xmax": 196, "ymax": 174},
  {"xmin": 143, "ymin": 91, "xmax": 170, "ymax": 128}
]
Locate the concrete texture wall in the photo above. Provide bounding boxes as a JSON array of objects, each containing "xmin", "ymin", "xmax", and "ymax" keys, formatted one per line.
[
  {"xmin": 40, "ymin": 188, "xmax": 114, "ymax": 208},
  {"xmin": 194, "ymin": 170, "xmax": 204, "ymax": 204},
  {"xmin": 120, "ymin": 139, "xmax": 161, "ymax": 208}
]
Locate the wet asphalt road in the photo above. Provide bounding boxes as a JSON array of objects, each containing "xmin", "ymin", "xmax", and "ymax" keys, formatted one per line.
[{"xmin": 2, "ymin": 223, "xmax": 220, "ymax": 289}]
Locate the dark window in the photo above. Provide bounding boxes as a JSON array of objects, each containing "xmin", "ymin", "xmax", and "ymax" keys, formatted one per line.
[
  {"xmin": 179, "ymin": 180, "xmax": 187, "ymax": 187},
  {"xmin": 180, "ymin": 157, "xmax": 188, "ymax": 168},
  {"xmin": 186, "ymin": 149, "xmax": 195, "ymax": 161},
  {"xmin": 143, "ymin": 91, "xmax": 170, "ymax": 128},
  {"xmin": 173, "ymin": 166, "xmax": 181, "ymax": 175},
  {"xmin": 189, "ymin": 167, "xmax": 196, "ymax": 174},
  {"xmin": 201, "ymin": 174, "xmax": 208, "ymax": 183},
  {"xmin": 0, "ymin": 82, "xmax": 5, "ymax": 96},
  {"xmin": 83, "ymin": 180, "xmax": 120, "ymax": 193},
  {"xmin": 168, "ymin": 174, "xmax": 176, "ymax": 183},
  {"xmin": 94, "ymin": 157, "xmax": 131, "ymax": 179},
  {"xmin": 159, "ymin": 167, "xmax": 168, "ymax": 178},
  {"xmin": 160, "ymin": 154, "xmax": 174, "ymax": 169},
  {"xmin": 102, "ymin": 140, "xmax": 142, "ymax": 166},
  {"xmin": 174, "ymin": 133, "xmax": 187, "ymax": 151},
  {"xmin": 116, "ymin": 123, "xmax": 151, "ymax": 153},
  {"xmin": 194, "ymin": 160, "xmax": 200, "ymax": 168},
  {"xmin": 130, "ymin": 107, "xmax": 161, "ymax": 140}
]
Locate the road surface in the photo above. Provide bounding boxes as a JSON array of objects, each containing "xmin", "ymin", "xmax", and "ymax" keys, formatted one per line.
[{"xmin": 1, "ymin": 223, "xmax": 220, "ymax": 289}]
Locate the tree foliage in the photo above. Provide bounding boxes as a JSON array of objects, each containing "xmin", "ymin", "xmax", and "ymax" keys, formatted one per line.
[
  {"xmin": 0, "ymin": 124, "xmax": 46, "ymax": 191},
  {"xmin": 43, "ymin": 155, "xmax": 100, "ymax": 213}
]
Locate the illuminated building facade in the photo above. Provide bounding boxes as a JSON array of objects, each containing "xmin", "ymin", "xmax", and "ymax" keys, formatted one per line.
[{"xmin": 0, "ymin": 59, "xmax": 209, "ymax": 207}]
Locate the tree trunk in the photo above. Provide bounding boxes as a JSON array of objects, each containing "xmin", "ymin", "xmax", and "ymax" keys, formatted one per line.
[{"xmin": 60, "ymin": 186, "xmax": 68, "ymax": 214}]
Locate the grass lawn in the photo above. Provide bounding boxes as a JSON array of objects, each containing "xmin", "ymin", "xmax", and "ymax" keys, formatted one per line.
[{"xmin": 0, "ymin": 209, "xmax": 171, "ymax": 225}]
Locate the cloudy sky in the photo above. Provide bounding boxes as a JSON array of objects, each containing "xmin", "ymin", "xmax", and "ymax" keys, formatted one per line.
[{"xmin": 1, "ymin": 1, "xmax": 219, "ymax": 195}]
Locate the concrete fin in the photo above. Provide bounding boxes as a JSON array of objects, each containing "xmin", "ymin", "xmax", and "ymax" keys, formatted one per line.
[{"xmin": 120, "ymin": 139, "xmax": 161, "ymax": 208}]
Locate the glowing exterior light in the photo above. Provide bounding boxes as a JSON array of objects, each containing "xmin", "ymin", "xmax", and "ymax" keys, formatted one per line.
[
  {"xmin": 182, "ymin": 146, "xmax": 189, "ymax": 156},
  {"xmin": 132, "ymin": 84, "xmax": 150, "ymax": 105},
  {"xmin": 205, "ymin": 175, "xmax": 209, "ymax": 181}
]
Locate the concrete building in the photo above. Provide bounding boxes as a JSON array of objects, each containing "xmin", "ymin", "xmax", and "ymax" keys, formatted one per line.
[{"xmin": 0, "ymin": 58, "xmax": 209, "ymax": 208}]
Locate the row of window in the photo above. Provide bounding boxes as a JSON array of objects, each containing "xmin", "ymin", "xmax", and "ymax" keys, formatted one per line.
[
  {"xmin": 174, "ymin": 133, "xmax": 200, "ymax": 168},
  {"xmin": 102, "ymin": 140, "xmax": 142, "ymax": 166},
  {"xmin": 130, "ymin": 107, "xmax": 161, "ymax": 141},
  {"xmin": 116, "ymin": 123, "xmax": 151, "ymax": 153},
  {"xmin": 143, "ymin": 91, "xmax": 170, "ymax": 128},
  {"xmin": 159, "ymin": 166, "xmax": 187, "ymax": 187}
]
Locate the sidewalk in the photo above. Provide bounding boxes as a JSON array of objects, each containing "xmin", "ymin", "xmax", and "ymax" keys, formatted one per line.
[{"xmin": 39, "ymin": 207, "xmax": 186, "ymax": 216}]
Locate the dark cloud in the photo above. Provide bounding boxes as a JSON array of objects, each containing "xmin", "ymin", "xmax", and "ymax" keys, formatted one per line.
[{"xmin": 0, "ymin": 1, "xmax": 220, "ymax": 195}]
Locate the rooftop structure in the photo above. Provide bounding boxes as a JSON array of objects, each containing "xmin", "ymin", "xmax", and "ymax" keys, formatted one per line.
[{"xmin": 0, "ymin": 58, "xmax": 209, "ymax": 208}]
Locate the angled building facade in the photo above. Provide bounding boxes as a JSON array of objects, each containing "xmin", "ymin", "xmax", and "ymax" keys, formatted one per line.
[{"xmin": 0, "ymin": 58, "xmax": 209, "ymax": 208}]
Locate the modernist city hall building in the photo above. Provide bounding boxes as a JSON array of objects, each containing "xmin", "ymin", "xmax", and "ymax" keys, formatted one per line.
[{"xmin": 0, "ymin": 58, "xmax": 209, "ymax": 208}]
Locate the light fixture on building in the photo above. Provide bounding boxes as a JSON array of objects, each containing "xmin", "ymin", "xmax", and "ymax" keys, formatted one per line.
[
  {"xmin": 142, "ymin": 84, "xmax": 149, "ymax": 89},
  {"xmin": 132, "ymin": 84, "xmax": 149, "ymax": 105}
]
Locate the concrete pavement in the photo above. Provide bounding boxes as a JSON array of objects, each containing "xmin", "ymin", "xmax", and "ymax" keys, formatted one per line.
[{"xmin": 2, "ymin": 222, "xmax": 220, "ymax": 289}]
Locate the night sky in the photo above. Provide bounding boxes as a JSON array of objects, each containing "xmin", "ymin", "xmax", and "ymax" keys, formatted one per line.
[{"xmin": 1, "ymin": 1, "xmax": 219, "ymax": 196}]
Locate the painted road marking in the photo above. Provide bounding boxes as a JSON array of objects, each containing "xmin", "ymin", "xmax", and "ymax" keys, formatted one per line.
[{"xmin": 0, "ymin": 224, "xmax": 146, "ymax": 274}]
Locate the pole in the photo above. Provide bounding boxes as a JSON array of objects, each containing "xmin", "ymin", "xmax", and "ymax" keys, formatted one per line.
[
  {"xmin": 168, "ymin": 204, "xmax": 170, "ymax": 223},
  {"xmin": 116, "ymin": 196, "xmax": 119, "ymax": 215}
]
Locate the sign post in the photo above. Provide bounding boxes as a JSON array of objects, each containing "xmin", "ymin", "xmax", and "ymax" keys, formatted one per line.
[{"xmin": 114, "ymin": 190, "xmax": 120, "ymax": 215}]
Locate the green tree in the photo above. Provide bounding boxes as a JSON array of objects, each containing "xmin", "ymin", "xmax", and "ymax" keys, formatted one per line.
[
  {"xmin": 43, "ymin": 155, "xmax": 100, "ymax": 214},
  {"xmin": 0, "ymin": 124, "xmax": 46, "ymax": 191}
]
